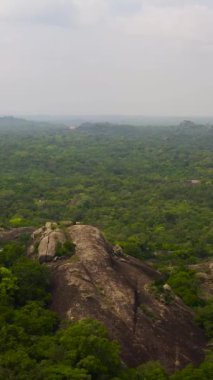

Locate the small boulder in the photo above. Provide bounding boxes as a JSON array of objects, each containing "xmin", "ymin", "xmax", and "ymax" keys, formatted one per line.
[{"xmin": 38, "ymin": 230, "xmax": 66, "ymax": 263}]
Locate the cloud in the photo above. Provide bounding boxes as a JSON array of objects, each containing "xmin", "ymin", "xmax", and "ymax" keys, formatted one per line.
[
  {"xmin": 0, "ymin": 0, "xmax": 109, "ymax": 27},
  {"xmin": 0, "ymin": 0, "xmax": 213, "ymax": 37},
  {"xmin": 70, "ymin": 0, "xmax": 108, "ymax": 25},
  {"xmin": 0, "ymin": 0, "xmax": 213, "ymax": 115},
  {"xmin": 113, "ymin": 3, "xmax": 213, "ymax": 45},
  {"xmin": 109, "ymin": 0, "xmax": 142, "ymax": 15}
]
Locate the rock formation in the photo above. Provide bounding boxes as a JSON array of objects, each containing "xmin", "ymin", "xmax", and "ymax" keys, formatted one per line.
[
  {"xmin": 31, "ymin": 222, "xmax": 67, "ymax": 263},
  {"xmin": 47, "ymin": 224, "xmax": 206, "ymax": 372},
  {"xmin": 191, "ymin": 261, "xmax": 213, "ymax": 301},
  {"xmin": 1, "ymin": 223, "xmax": 207, "ymax": 371},
  {"xmin": 0, "ymin": 227, "xmax": 34, "ymax": 243}
]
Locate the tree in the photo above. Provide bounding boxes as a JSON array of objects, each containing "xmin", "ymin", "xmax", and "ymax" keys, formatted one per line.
[{"xmin": 0, "ymin": 267, "xmax": 17, "ymax": 306}]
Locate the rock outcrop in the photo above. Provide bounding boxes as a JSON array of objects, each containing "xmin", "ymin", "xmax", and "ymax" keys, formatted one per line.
[
  {"xmin": 190, "ymin": 261, "xmax": 213, "ymax": 301},
  {"xmin": 46, "ymin": 224, "xmax": 206, "ymax": 372},
  {"xmin": 0, "ymin": 227, "xmax": 34, "ymax": 243},
  {"xmin": 1, "ymin": 223, "xmax": 207, "ymax": 371},
  {"xmin": 31, "ymin": 222, "xmax": 67, "ymax": 263}
]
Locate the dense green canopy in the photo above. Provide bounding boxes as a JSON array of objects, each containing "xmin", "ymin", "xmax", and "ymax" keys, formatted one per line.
[{"xmin": 0, "ymin": 119, "xmax": 212, "ymax": 379}]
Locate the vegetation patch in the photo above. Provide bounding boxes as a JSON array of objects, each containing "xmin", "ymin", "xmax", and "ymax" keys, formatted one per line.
[
  {"xmin": 0, "ymin": 120, "xmax": 212, "ymax": 378},
  {"xmin": 167, "ymin": 268, "xmax": 204, "ymax": 307},
  {"xmin": 55, "ymin": 240, "xmax": 76, "ymax": 258},
  {"xmin": 139, "ymin": 304, "xmax": 156, "ymax": 321}
]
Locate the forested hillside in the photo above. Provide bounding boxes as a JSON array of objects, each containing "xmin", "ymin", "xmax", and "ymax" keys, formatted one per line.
[
  {"xmin": 0, "ymin": 118, "xmax": 212, "ymax": 379},
  {"xmin": 1, "ymin": 119, "xmax": 212, "ymax": 258}
]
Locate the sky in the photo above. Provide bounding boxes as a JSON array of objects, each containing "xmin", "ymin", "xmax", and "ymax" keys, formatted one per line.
[{"xmin": 0, "ymin": 0, "xmax": 213, "ymax": 117}]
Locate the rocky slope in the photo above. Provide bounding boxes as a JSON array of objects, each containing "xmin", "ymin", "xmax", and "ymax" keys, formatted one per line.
[
  {"xmin": 0, "ymin": 227, "xmax": 34, "ymax": 242},
  {"xmin": 190, "ymin": 261, "xmax": 213, "ymax": 301},
  {"xmin": 0, "ymin": 223, "xmax": 207, "ymax": 371}
]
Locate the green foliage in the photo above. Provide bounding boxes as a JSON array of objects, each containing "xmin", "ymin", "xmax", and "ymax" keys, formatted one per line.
[
  {"xmin": 0, "ymin": 348, "xmax": 37, "ymax": 380},
  {"xmin": 0, "ymin": 122, "xmax": 212, "ymax": 263},
  {"xmin": 57, "ymin": 319, "xmax": 121, "ymax": 378},
  {"xmin": 0, "ymin": 317, "xmax": 122, "ymax": 380},
  {"xmin": 40, "ymin": 365, "xmax": 90, "ymax": 380},
  {"xmin": 195, "ymin": 300, "xmax": 213, "ymax": 338},
  {"xmin": 9, "ymin": 217, "xmax": 26, "ymax": 227},
  {"xmin": 0, "ymin": 243, "xmax": 122, "ymax": 380},
  {"xmin": 12, "ymin": 259, "xmax": 51, "ymax": 306},
  {"xmin": 0, "ymin": 242, "xmax": 25, "ymax": 267},
  {"xmin": 55, "ymin": 240, "xmax": 76, "ymax": 258},
  {"xmin": 121, "ymin": 362, "xmax": 168, "ymax": 380},
  {"xmin": 167, "ymin": 269, "xmax": 203, "ymax": 307},
  {"xmin": 139, "ymin": 304, "xmax": 156, "ymax": 320},
  {"xmin": 0, "ymin": 267, "xmax": 17, "ymax": 306},
  {"xmin": 171, "ymin": 353, "xmax": 213, "ymax": 380},
  {"xmin": 13, "ymin": 302, "xmax": 58, "ymax": 335},
  {"xmin": 0, "ymin": 120, "xmax": 212, "ymax": 379},
  {"xmin": 136, "ymin": 361, "xmax": 169, "ymax": 380}
]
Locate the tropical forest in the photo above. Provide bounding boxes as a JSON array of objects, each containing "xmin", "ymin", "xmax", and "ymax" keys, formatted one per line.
[{"xmin": 0, "ymin": 117, "xmax": 212, "ymax": 379}]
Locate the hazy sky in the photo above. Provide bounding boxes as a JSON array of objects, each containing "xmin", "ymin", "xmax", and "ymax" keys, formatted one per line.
[{"xmin": 0, "ymin": 0, "xmax": 213, "ymax": 116}]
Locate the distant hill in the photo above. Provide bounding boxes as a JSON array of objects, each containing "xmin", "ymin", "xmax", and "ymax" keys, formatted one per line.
[
  {"xmin": 0, "ymin": 116, "xmax": 66, "ymax": 134},
  {"xmin": 27, "ymin": 114, "xmax": 213, "ymax": 127}
]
